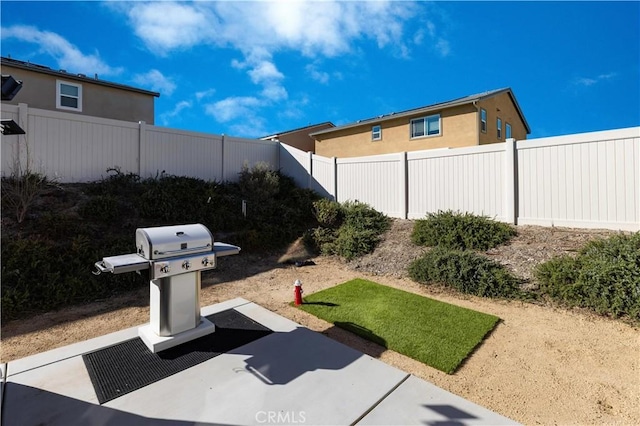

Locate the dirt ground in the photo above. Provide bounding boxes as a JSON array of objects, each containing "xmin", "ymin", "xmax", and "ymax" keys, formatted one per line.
[{"xmin": 1, "ymin": 222, "xmax": 638, "ymax": 425}]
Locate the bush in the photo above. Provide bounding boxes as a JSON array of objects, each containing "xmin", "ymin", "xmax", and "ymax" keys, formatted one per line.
[
  {"xmin": 313, "ymin": 198, "xmax": 343, "ymax": 227},
  {"xmin": 1, "ymin": 166, "xmax": 321, "ymax": 320},
  {"xmin": 308, "ymin": 200, "xmax": 390, "ymax": 260},
  {"xmin": 535, "ymin": 233, "xmax": 640, "ymax": 319},
  {"xmin": 79, "ymin": 195, "xmax": 122, "ymax": 222},
  {"xmin": 411, "ymin": 210, "xmax": 516, "ymax": 251},
  {"xmin": 408, "ymin": 247, "xmax": 521, "ymax": 298},
  {"xmin": 1, "ymin": 234, "xmax": 144, "ymax": 321},
  {"xmin": 84, "ymin": 167, "xmax": 141, "ymax": 197},
  {"xmin": 1, "ymin": 171, "xmax": 51, "ymax": 223}
]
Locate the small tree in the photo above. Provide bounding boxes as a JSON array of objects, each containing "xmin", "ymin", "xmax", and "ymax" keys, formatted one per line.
[{"xmin": 1, "ymin": 130, "xmax": 54, "ymax": 223}]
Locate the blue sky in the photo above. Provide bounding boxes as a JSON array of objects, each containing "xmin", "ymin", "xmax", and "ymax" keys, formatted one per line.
[{"xmin": 1, "ymin": 1, "xmax": 638, "ymax": 139}]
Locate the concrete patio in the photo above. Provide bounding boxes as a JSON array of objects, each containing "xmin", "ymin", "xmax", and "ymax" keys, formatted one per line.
[{"xmin": 1, "ymin": 298, "xmax": 518, "ymax": 425}]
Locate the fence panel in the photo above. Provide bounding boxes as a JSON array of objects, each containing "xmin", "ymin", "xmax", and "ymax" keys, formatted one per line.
[
  {"xmin": 311, "ymin": 154, "xmax": 336, "ymax": 199},
  {"xmin": 337, "ymin": 153, "xmax": 405, "ymax": 217},
  {"xmin": 517, "ymin": 128, "xmax": 640, "ymax": 231},
  {"xmin": 144, "ymin": 126, "xmax": 223, "ymax": 181},
  {"xmin": 279, "ymin": 144, "xmax": 311, "ymax": 189},
  {"xmin": 1, "ymin": 105, "xmax": 21, "ymax": 176},
  {"xmin": 222, "ymin": 136, "xmax": 279, "ymax": 182},
  {"xmin": 27, "ymin": 108, "xmax": 139, "ymax": 182},
  {"xmin": 407, "ymin": 145, "xmax": 505, "ymax": 220}
]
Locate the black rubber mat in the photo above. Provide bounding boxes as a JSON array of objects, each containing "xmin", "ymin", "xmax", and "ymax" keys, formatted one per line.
[{"xmin": 83, "ymin": 309, "xmax": 272, "ymax": 404}]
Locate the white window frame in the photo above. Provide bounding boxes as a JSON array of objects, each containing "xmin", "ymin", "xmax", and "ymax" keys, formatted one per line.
[
  {"xmin": 480, "ymin": 108, "xmax": 487, "ymax": 133},
  {"xmin": 410, "ymin": 114, "xmax": 441, "ymax": 139},
  {"xmin": 505, "ymin": 122, "xmax": 512, "ymax": 139},
  {"xmin": 56, "ymin": 80, "xmax": 82, "ymax": 112},
  {"xmin": 497, "ymin": 117, "xmax": 502, "ymax": 139},
  {"xmin": 372, "ymin": 125, "xmax": 382, "ymax": 141}
]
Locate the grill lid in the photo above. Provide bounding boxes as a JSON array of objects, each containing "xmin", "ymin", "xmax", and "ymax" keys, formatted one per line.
[{"xmin": 136, "ymin": 223, "xmax": 213, "ymax": 260}]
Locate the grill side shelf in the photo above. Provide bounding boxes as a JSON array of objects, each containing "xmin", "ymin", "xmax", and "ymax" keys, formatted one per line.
[
  {"xmin": 213, "ymin": 242, "xmax": 241, "ymax": 257},
  {"xmin": 99, "ymin": 254, "xmax": 150, "ymax": 274}
]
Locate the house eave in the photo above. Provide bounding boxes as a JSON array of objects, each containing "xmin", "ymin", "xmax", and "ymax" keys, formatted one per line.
[
  {"xmin": 310, "ymin": 87, "xmax": 531, "ymax": 137},
  {"xmin": 1, "ymin": 57, "xmax": 160, "ymax": 98}
]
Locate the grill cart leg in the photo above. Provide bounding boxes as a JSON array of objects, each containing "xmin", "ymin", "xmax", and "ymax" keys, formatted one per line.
[{"xmin": 138, "ymin": 272, "xmax": 215, "ymax": 353}]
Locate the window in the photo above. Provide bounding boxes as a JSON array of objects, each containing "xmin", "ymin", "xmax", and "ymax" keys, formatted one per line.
[
  {"xmin": 480, "ymin": 108, "xmax": 487, "ymax": 133},
  {"xmin": 56, "ymin": 80, "xmax": 82, "ymax": 111},
  {"xmin": 497, "ymin": 117, "xmax": 502, "ymax": 139},
  {"xmin": 410, "ymin": 114, "xmax": 440, "ymax": 138},
  {"xmin": 372, "ymin": 125, "xmax": 381, "ymax": 141},
  {"xmin": 505, "ymin": 122, "xmax": 512, "ymax": 139}
]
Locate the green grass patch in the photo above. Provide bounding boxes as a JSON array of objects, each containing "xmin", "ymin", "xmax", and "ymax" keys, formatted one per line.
[{"xmin": 297, "ymin": 278, "xmax": 499, "ymax": 374}]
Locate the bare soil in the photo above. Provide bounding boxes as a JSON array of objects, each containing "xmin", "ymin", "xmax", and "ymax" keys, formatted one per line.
[{"xmin": 1, "ymin": 221, "xmax": 638, "ymax": 425}]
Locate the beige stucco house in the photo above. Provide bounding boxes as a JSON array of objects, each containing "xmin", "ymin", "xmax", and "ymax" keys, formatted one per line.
[
  {"xmin": 311, "ymin": 88, "xmax": 530, "ymax": 158},
  {"xmin": 1, "ymin": 57, "xmax": 159, "ymax": 123},
  {"xmin": 261, "ymin": 122, "xmax": 334, "ymax": 153}
]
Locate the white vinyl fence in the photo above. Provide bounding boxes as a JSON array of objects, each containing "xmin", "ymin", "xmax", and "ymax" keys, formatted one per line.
[
  {"xmin": 1, "ymin": 103, "xmax": 279, "ymax": 183},
  {"xmin": 2, "ymin": 102, "xmax": 638, "ymax": 231},
  {"xmin": 280, "ymin": 127, "xmax": 640, "ymax": 231}
]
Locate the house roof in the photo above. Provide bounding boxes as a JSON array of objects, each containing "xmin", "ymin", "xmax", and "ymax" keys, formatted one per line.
[
  {"xmin": 260, "ymin": 121, "xmax": 334, "ymax": 140},
  {"xmin": 310, "ymin": 88, "xmax": 530, "ymax": 136},
  {"xmin": 1, "ymin": 56, "xmax": 160, "ymax": 97}
]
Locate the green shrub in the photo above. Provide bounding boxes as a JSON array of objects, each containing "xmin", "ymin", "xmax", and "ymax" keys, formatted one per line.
[
  {"xmin": 1, "ymin": 171, "xmax": 51, "ymax": 223},
  {"xmin": 313, "ymin": 199, "xmax": 343, "ymax": 227},
  {"xmin": 79, "ymin": 195, "xmax": 121, "ymax": 221},
  {"xmin": 535, "ymin": 233, "xmax": 640, "ymax": 319},
  {"xmin": 308, "ymin": 200, "xmax": 390, "ymax": 260},
  {"xmin": 85, "ymin": 167, "xmax": 141, "ymax": 196},
  {"xmin": 1, "ymin": 234, "xmax": 145, "ymax": 321},
  {"xmin": 408, "ymin": 247, "xmax": 521, "ymax": 298},
  {"xmin": 411, "ymin": 210, "xmax": 516, "ymax": 251},
  {"xmin": 138, "ymin": 174, "xmax": 214, "ymax": 223},
  {"xmin": 1, "ymin": 166, "xmax": 321, "ymax": 320}
]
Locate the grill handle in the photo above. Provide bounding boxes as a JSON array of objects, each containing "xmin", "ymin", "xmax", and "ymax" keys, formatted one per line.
[
  {"xmin": 93, "ymin": 261, "xmax": 112, "ymax": 275},
  {"xmin": 153, "ymin": 244, "xmax": 212, "ymax": 256}
]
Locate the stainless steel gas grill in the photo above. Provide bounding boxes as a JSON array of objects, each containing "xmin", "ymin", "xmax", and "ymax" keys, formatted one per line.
[{"xmin": 94, "ymin": 223, "xmax": 240, "ymax": 353}]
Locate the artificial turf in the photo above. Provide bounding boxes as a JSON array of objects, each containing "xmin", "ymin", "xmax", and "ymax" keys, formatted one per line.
[{"xmin": 297, "ymin": 278, "xmax": 500, "ymax": 374}]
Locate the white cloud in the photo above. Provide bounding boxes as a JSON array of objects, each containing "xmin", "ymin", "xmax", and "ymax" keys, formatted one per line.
[
  {"xmin": 159, "ymin": 100, "xmax": 192, "ymax": 125},
  {"xmin": 133, "ymin": 69, "xmax": 176, "ymax": 96},
  {"xmin": 306, "ymin": 64, "xmax": 330, "ymax": 84},
  {"xmin": 195, "ymin": 88, "xmax": 216, "ymax": 101},
  {"xmin": 118, "ymin": 1, "xmax": 419, "ymax": 87},
  {"xmin": 124, "ymin": 2, "xmax": 213, "ymax": 55},
  {"xmin": 1, "ymin": 25, "xmax": 121, "ymax": 75},
  {"xmin": 435, "ymin": 38, "xmax": 451, "ymax": 57},
  {"xmin": 118, "ymin": 1, "xmax": 427, "ymax": 131},
  {"xmin": 574, "ymin": 72, "xmax": 617, "ymax": 87},
  {"xmin": 205, "ymin": 96, "xmax": 262, "ymax": 123},
  {"xmin": 248, "ymin": 61, "xmax": 284, "ymax": 86}
]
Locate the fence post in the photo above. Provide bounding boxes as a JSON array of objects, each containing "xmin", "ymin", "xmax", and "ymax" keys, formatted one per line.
[
  {"xmin": 504, "ymin": 138, "xmax": 517, "ymax": 224},
  {"xmin": 400, "ymin": 151, "xmax": 408, "ymax": 219},
  {"xmin": 307, "ymin": 151, "xmax": 313, "ymax": 189},
  {"xmin": 332, "ymin": 157, "xmax": 338, "ymax": 202},
  {"xmin": 138, "ymin": 121, "xmax": 146, "ymax": 177},
  {"xmin": 221, "ymin": 134, "xmax": 225, "ymax": 181},
  {"xmin": 17, "ymin": 103, "xmax": 29, "ymax": 173}
]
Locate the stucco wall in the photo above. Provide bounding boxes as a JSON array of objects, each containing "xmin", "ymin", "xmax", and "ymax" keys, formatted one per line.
[
  {"xmin": 277, "ymin": 123, "xmax": 334, "ymax": 152},
  {"xmin": 477, "ymin": 92, "xmax": 528, "ymax": 144},
  {"xmin": 2, "ymin": 65, "xmax": 156, "ymax": 124},
  {"xmin": 315, "ymin": 104, "xmax": 478, "ymax": 158}
]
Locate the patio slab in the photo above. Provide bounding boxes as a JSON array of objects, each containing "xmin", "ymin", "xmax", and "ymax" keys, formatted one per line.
[{"xmin": 2, "ymin": 298, "xmax": 519, "ymax": 425}]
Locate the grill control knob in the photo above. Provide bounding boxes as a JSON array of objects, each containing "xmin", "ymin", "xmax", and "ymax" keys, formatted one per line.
[
  {"xmin": 202, "ymin": 257, "xmax": 211, "ymax": 267},
  {"xmin": 182, "ymin": 260, "xmax": 191, "ymax": 270},
  {"xmin": 159, "ymin": 264, "xmax": 170, "ymax": 274}
]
